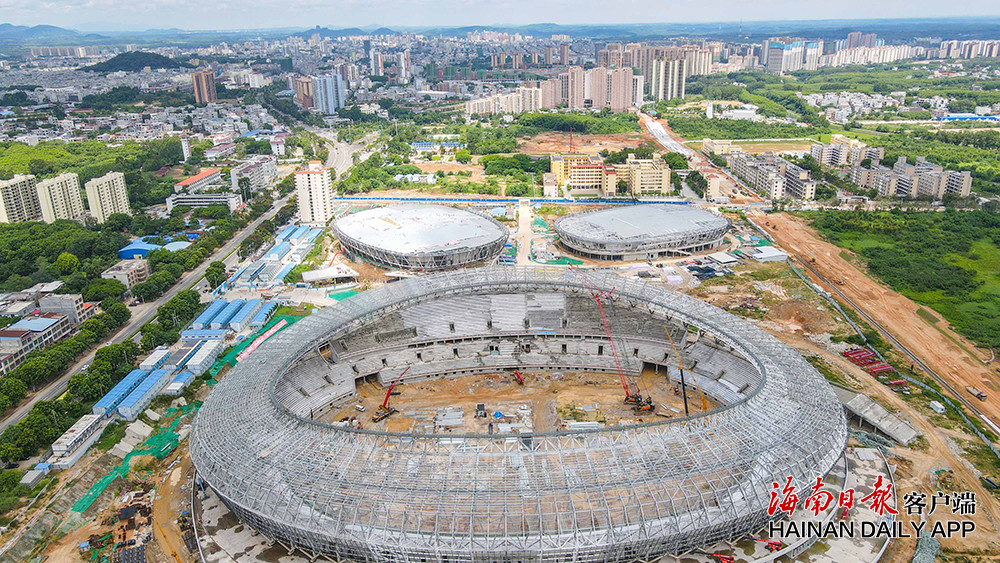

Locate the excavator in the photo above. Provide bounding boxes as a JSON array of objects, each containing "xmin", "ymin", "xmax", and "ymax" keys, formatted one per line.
[
  {"xmin": 373, "ymin": 366, "xmax": 409, "ymax": 423},
  {"xmin": 512, "ymin": 369, "xmax": 525, "ymax": 385}
]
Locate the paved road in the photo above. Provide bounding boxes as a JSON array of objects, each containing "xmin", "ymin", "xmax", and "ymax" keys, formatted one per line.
[
  {"xmin": 640, "ymin": 113, "xmax": 694, "ymax": 157},
  {"xmin": 515, "ymin": 199, "xmax": 533, "ymax": 265},
  {"xmin": 0, "ymin": 194, "xmax": 292, "ymax": 432}
]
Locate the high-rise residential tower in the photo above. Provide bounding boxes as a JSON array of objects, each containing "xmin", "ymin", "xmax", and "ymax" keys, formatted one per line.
[
  {"xmin": 0, "ymin": 175, "xmax": 42, "ymax": 223},
  {"xmin": 37, "ymin": 173, "xmax": 84, "ymax": 223},
  {"xmin": 192, "ymin": 70, "xmax": 217, "ymax": 104},
  {"xmin": 85, "ymin": 172, "xmax": 131, "ymax": 223},
  {"xmin": 295, "ymin": 161, "xmax": 335, "ymax": 224}
]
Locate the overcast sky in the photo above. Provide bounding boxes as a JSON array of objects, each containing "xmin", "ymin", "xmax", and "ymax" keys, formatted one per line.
[{"xmin": 3, "ymin": 0, "xmax": 1000, "ymax": 31}]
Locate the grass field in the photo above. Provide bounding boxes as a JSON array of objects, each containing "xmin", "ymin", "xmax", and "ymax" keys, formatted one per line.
[{"xmin": 823, "ymin": 229, "xmax": 1000, "ymax": 348}]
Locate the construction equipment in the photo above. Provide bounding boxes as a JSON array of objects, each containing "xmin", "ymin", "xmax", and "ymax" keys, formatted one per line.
[
  {"xmin": 664, "ymin": 326, "xmax": 708, "ymax": 414},
  {"xmin": 571, "ymin": 268, "xmax": 648, "ymax": 409},
  {"xmin": 512, "ymin": 369, "xmax": 525, "ymax": 385},
  {"xmin": 967, "ymin": 386, "xmax": 988, "ymax": 401},
  {"xmin": 695, "ymin": 551, "xmax": 735, "ymax": 563},
  {"xmin": 373, "ymin": 367, "xmax": 410, "ymax": 423},
  {"xmin": 755, "ymin": 538, "xmax": 784, "ymax": 552}
]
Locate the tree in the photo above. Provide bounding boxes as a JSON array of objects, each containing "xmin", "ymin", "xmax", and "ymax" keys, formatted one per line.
[
  {"xmin": 455, "ymin": 149, "xmax": 472, "ymax": 164},
  {"xmin": 237, "ymin": 176, "xmax": 252, "ymax": 202},
  {"xmin": 102, "ymin": 213, "xmax": 133, "ymax": 232},
  {"xmin": 83, "ymin": 278, "xmax": 126, "ymax": 302},
  {"xmin": 0, "ymin": 443, "xmax": 21, "ymax": 465},
  {"xmin": 54, "ymin": 252, "xmax": 80, "ymax": 275},
  {"xmin": 661, "ymin": 152, "xmax": 688, "ymax": 170},
  {"xmin": 205, "ymin": 261, "xmax": 227, "ymax": 289}
]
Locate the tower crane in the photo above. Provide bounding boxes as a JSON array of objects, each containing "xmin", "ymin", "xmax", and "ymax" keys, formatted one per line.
[
  {"xmin": 571, "ymin": 268, "xmax": 652, "ymax": 412},
  {"xmin": 373, "ymin": 366, "xmax": 410, "ymax": 423}
]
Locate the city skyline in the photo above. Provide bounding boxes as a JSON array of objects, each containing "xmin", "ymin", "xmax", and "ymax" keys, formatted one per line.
[{"xmin": 3, "ymin": 1, "xmax": 1000, "ymax": 32}]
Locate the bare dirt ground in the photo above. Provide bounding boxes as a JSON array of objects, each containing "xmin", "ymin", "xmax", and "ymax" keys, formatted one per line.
[
  {"xmin": 325, "ymin": 367, "xmax": 715, "ymax": 434},
  {"xmin": 518, "ymin": 131, "xmax": 647, "ymax": 156},
  {"xmin": 151, "ymin": 450, "xmax": 196, "ymax": 563},
  {"xmin": 758, "ymin": 213, "xmax": 1000, "ymax": 428}
]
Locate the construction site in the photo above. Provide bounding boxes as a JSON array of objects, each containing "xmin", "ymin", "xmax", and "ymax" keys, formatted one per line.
[{"xmin": 189, "ymin": 266, "xmax": 848, "ymax": 563}]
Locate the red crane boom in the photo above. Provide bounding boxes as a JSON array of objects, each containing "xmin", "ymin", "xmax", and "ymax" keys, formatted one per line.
[
  {"xmin": 381, "ymin": 366, "xmax": 410, "ymax": 410},
  {"xmin": 571, "ymin": 268, "xmax": 638, "ymax": 401}
]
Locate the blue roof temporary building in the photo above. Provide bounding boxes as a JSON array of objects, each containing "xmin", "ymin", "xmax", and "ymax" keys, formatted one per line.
[
  {"xmin": 93, "ymin": 369, "xmax": 151, "ymax": 416},
  {"xmin": 116, "ymin": 369, "xmax": 172, "ymax": 420},
  {"xmin": 228, "ymin": 299, "xmax": 264, "ymax": 331},
  {"xmin": 249, "ymin": 302, "xmax": 277, "ymax": 328},
  {"xmin": 210, "ymin": 299, "xmax": 245, "ymax": 329},
  {"xmin": 118, "ymin": 241, "xmax": 161, "ymax": 259},
  {"xmin": 266, "ymin": 241, "xmax": 290, "ymax": 260},
  {"xmin": 180, "ymin": 329, "xmax": 228, "ymax": 341},
  {"xmin": 191, "ymin": 300, "xmax": 228, "ymax": 330}
]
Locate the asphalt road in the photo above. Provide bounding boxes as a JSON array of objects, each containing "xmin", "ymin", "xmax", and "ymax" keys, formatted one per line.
[{"xmin": 0, "ymin": 194, "xmax": 292, "ymax": 432}]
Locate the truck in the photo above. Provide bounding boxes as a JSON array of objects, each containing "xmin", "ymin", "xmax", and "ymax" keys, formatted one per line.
[{"xmin": 967, "ymin": 386, "xmax": 987, "ymax": 401}]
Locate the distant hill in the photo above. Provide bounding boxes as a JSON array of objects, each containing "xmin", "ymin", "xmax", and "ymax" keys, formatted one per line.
[
  {"xmin": 81, "ymin": 51, "xmax": 188, "ymax": 72},
  {"xmin": 0, "ymin": 23, "xmax": 91, "ymax": 42}
]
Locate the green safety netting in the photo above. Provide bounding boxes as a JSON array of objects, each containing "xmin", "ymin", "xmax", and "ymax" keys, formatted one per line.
[
  {"xmin": 71, "ymin": 403, "xmax": 199, "ymax": 514},
  {"xmin": 532, "ymin": 217, "xmax": 551, "ymax": 231},
  {"xmin": 328, "ymin": 289, "xmax": 359, "ymax": 301}
]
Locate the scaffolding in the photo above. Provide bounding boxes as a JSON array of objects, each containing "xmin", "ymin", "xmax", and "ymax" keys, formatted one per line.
[{"xmin": 190, "ymin": 266, "xmax": 847, "ymax": 563}]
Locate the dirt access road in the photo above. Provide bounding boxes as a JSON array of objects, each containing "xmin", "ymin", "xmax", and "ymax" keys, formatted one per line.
[{"xmin": 759, "ymin": 213, "xmax": 1000, "ymax": 428}]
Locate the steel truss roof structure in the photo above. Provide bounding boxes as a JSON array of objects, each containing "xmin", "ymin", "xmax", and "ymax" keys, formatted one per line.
[
  {"xmin": 554, "ymin": 205, "xmax": 730, "ymax": 260},
  {"xmin": 333, "ymin": 204, "xmax": 509, "ymax": 271},
  {"xmin": 191, "ymin": 266, "xmax": 846, "ymax": 563}
]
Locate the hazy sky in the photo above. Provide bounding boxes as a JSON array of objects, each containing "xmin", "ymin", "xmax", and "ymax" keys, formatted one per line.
[{"xmin": 3, "ymin": 0, "xmax": 1000, "ymax": 31}]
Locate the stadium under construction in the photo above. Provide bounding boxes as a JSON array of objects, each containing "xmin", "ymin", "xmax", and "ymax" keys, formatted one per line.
[
  {"xmin": 191, "ymin": 266, "xmax": 847, "ymax": 563},
  {"xmin": 333, "ymin": 204, "xmax": 509, "ymax": 271},
  {"xmin": 554, "ymin": 204, "xmax": 730, "ymax": 260}
]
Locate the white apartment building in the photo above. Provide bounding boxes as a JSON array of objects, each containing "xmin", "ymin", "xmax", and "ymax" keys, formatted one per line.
[
  {"xmin": 231, "ymin": 155, "xmax": 278, "ymax": 193},
  {"xmin": 648, "ymin": 59, "xmax": 686, "ymax": 102},
  {"xmin": 85, "ymin": 172, "xmax": 131, "ymax": 223},
  {"xmin": 0, "ymin": 174, "xmax": 42, "ymax": 223},
  {"xmin": 102, "ymin": 259, "xmax": 151, "ymax": 289},
  {"xmin": 166, "ymin": 192, "xmax": 244, "ymax": 213},
  {"xmin": 295, "ymin": 161, "xmax": 336, "ymax": 224},
  {"xmin": 621, "ymin": 157, "xmax": 671, "ymax": 196},
  {"xmin": 37, "ymin": 173, "xmax": 84, "ymax": 223}
]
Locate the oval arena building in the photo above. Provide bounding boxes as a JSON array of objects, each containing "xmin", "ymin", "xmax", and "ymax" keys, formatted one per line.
[
  {"xmin": 554, "ymin": 204, "xmax": 730, "ymax": 261},
  {"xmin": 190, "ymin": 266, "xmax": 847, "ymax": 563},
  {"xmin": 333, "ymin": 204, "xmax": 509, "ymax": 271}
]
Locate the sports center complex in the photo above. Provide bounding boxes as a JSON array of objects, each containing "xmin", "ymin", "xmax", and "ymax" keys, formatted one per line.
[
  {"xmin": 332, "ymin": 204, "xmax": 509, "ymax": 271},
  {"xmin": 190, "ymin": 266, "xmax": 848, "ymax": 563},
  {"xmin": 553, "ymin": 204, "xmax": 730, "ymax": 261}
]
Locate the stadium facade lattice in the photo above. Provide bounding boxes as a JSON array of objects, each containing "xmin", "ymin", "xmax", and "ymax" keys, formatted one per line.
[
  {"xmin": 332, "ymin": 204, "xmax": 509, "ymax": 270},
  {"xmin": 191, "ymin": 266, "xmax": 847, "ymax": 563},
  {"xmin": 553, "ymin": 204, "xmax": 730, "ymax": 260}
]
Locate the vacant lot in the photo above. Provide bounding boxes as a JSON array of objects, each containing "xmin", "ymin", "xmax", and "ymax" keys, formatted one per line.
[{"xmin": 519, "ymin": 131, "xmax": 647, "ymax": 155}]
